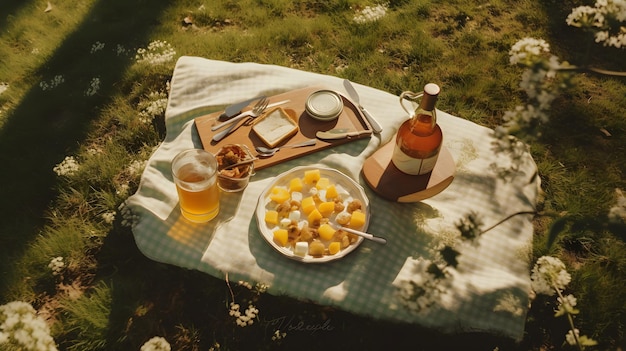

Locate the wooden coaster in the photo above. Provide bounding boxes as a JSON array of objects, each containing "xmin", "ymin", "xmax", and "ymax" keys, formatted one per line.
[{"xmin": 362, "ymin": 136, "xmax": 455, "ymax": 202}]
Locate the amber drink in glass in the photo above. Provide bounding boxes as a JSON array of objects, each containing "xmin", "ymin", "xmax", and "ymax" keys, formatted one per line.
[{"xmin": 172, "ymin": 149, "xmax": 220, "ymax": 223}]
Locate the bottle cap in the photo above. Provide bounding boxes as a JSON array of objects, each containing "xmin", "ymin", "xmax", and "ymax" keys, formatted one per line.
[{"xmin": 420, "ymin": 83, "xmax": 440, "ymax": 110}]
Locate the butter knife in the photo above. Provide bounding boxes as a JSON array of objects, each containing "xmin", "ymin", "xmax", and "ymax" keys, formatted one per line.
[
  {"xmin": 218, "ymin": 96, "xmax": 265, "ymax": 121},
  {"xmin": 316, "ymin": 128, "xmax": 372, "ymax": 140},
  {"xmin": 343, "ymin": 79, "xmax": 383, "ymax": 134}
]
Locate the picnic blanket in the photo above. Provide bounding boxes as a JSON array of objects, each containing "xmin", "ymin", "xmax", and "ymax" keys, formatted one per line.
[{"xmin": 126, "ymin": 56, "xmax": 539, "ymax": 340}]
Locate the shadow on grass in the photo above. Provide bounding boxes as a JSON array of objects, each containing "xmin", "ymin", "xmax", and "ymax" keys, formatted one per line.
[
  {"xmin": 0, "ymin": 0, "xmax": 173, "ymax": 294},
  {"xmin": 0, "ymin": 0, "xmax": 36, "ymax": 30}
]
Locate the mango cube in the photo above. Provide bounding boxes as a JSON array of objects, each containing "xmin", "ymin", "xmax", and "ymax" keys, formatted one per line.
[
  {"xmin": 328, "ymin": 242, "xmax": 341, "ymax": 255},
  {"xmin": 301, "ymin": 196, "xmax": 316, "ymax": 214},
  {"xmin": 315, "ymin": 177, "xmax": 330, "ymax": 190},
  {"xmin": 318, "ymin": 201, "xmax": 335, "ymax": 217},
  {"xmin": 325, "ymin": 184, "xmax": 338, "ymax": 199},
  {"xmin": 307, "ymin": 208, "xmax": 323, "ymax": 223},
  {"xmin": 269, "ymin": 187, "xmax": 290, "ymax": 204},
  {"xmin": 304, "ymin": 169, "xmax": 321, "ymax": 184},
  {"xmin": 349, "ymin": 210, "xmax": 366, "ymax": 228},
  {"xmin": 289, "ymin": 177, "xmax": 303, "ymax": 192},
  {"xmin": 273, "ymin": 229, "xmax": 288, "ymax": 246},
  {"xmin": 265, "ymin": 210, "xmax": 279, "ymax": 225},
  {"xmin": 318, "ymin": 223, "xmax": 336, "ymax": 241}
]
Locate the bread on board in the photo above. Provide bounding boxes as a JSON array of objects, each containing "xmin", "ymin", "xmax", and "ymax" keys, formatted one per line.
[{"xmin": 252, "ymin": 107, "xmax": 299, "ymax": 148}]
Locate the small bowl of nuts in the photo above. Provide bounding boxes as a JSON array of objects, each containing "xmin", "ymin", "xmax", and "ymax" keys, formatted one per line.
[{"xmin": 215, "ymin": 144, "xmax": 256, "ymax": 192}]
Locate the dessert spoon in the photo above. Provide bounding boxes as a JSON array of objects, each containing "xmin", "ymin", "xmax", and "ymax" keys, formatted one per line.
[{"xmin": 255, "ymin": 139, "xmax": 317, "ymax": 157}]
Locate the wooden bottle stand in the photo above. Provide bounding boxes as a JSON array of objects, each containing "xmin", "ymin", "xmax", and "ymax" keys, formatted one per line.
[{"xmin": 362, "ymin": 136, "xmax": 455, "ymax": 202}]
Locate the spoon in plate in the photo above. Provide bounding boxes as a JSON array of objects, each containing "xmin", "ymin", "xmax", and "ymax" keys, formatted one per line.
[{"xmin": 255, "ymin": 138, "xmax": 317, "ymax": 157}]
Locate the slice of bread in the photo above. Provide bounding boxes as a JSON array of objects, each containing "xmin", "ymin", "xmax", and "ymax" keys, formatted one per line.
[{"xmin": 252, "ymin": 107, "xmax": 298, "ymax": 147}]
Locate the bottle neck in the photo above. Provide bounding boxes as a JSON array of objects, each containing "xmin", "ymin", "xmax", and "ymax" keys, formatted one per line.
[
  {"xmin": 411, "ymin": 93, "xmax": 437, "ymax": 131},
  {"xmin": 410, "ymin": 108, "xmax": 437, "ymax": 133}
]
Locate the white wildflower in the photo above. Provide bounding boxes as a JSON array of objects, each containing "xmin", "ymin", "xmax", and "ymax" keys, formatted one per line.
[
  {"xmin": 101, "ymin": 211, "xmax": 116, "ymax": 224},
  {"xmin": 53, "ymin": 156, "xmax": 80, "ymax": 176},
  {"xmin": 272, "ymin": 329, "xmax": 287, "ymax": 341},
  {"xmin": 39, "ymin": 75, "xmax": 64, "ymax": 91},
  {"xmin": 568, "ymin": 0, "xmax": 626, "ymax": 48},
  {"xmin": 353, "ymin": 3, "xmax": 388, "ymax": 24},
  {"xmin": 238, "ymin": 280, "xmax": 253, "ymax": 289},
  {"xmin": 127, "ymin": 159, "xmax": 147, "ymax": 176},
  {"xmin": 140, "ymin": 336, "xmax": 171, "ymax": 351},
  {"xmin": 566, "ymin": 6, "xmax": 600, "ymax": 27},
  {"xmin": 509, "ymin": 37, "xmax": 551, "ymax": 66},
  {"xmin": 116, "ymin": 182, "xmax": 130, "ymax": 196},
  {"xmin": 0, "ymin": 82, "xmax": 8, "ymax": 95},
  {"xmin": 90, "ymin": 41, "xmax": 105, "ymax": 54},
  {"xmin": 85, "ymin": 77, "xmax": 100, "ymax": 97},
  {"xmin": 47, "ymin": 257, "xmax": 65, "ymax": 276},
  {"xmin": 0, "ymin": 301, "xmax": 58, "ymax": 351},
  {"xmin": 565, "ymin": 328, "xmax": 580, "ymax": 346},
  {"xmin": 138, "ymin": 90, "xmax": 168, "ymax": 124},
  {"xmin": 608, "ymin": 188, "xmax": 626, "ymax": 225},
  {"xmin": 229, "ymin": 302, "xmax": 258, "ymax": 327},
  {"xmin": 530, "ymin": 256, "xmax": 571, "ymax": 295},
  {"xmin": 135, "ymin": 40, "xmax": 176, "ymax": 65}
]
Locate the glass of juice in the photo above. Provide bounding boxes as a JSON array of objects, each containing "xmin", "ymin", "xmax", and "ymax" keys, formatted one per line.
[{"xmin": 171, "ymin": 149, "xmax": 220, "ymax": 223}]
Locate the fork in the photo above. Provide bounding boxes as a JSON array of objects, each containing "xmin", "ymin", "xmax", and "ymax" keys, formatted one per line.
[
  {"xmin": 212, "ymin": 97, "xmax": 270, "ymax": 142},
  {"xmin": 211, "ymin": 97, "xmax": 269, "ymax": 131}
]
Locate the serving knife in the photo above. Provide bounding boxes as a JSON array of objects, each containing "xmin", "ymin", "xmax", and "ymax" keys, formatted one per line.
[
  {"xmin": 343, "ymin": 79, "xmax": 383, "ymax": 134},
  {"xmin": 315, "ymin": 128, "xmax": 372, "ymax": 140},
  {"xmin": 218, "ymin": 96, "xmax": 265, "ymax": 121}
]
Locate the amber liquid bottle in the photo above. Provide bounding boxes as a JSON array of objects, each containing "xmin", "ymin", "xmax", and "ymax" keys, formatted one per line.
[{"xmin": 391, "ymin": 83, "xmax": 442, "ymax": 175}]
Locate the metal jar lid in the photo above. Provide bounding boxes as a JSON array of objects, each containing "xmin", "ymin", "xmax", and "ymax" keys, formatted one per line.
[{"xmin": 305, "ymin": 90, "xmax": 343, "ymax": 121}]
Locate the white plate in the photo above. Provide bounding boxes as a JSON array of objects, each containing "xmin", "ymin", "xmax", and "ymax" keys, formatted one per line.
[{"xmin": 256, "ymin": 166, "xmax": 370, "ymax": 263}]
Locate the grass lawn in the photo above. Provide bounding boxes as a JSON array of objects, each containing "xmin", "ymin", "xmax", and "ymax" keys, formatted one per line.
[{"xmin": 1, "ymin": 0, "xmax": 625, "ymax": 350}]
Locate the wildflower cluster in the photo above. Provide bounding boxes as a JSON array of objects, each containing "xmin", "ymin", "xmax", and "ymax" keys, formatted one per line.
[
  {"xmin": 53, "ymin": 156, "xmax": 80, "ymax": 176},
  {"xmin": 90, "ymin": 41, "xmax": 105, "ymax": 54},
  {"xmin": 530, "ymin": 256, "xmax": 571, "ymax": 295},
  {"xmin": 229, "ymin": 302, "xmax": 259, "ymax": 327},
  {"xmin": 101, "ymin": 211, "xmax": 116, "ymax": 224},
  {"xmin": 492, "ymin": 38, "xmax": 570, "ymax": 178},
  {"xmin": 530, "ymin": 256, "xmax": 597, "ymax": 349},
  {"xmin": 138, "ymin": 90, "xmax": 168, "ymax": 124},
  {"xmin": 39, "ymin": 75, "xmax": 64, "ymax": 91},
  {"xmin": 47, "ymin": 256, "xmax": 65, "ymax": 276},
  {"xmin": 608, "ymin": 188, "xmax": 626, "ymax": 226},
  {"xmin": 135, "ymin": 40, "xmax": 176, "ymax": 65},
  {"xmin": 566, "ymin": 0, "xmax": 626, "ymax": 48},
  {"xmin": 353, "ymin": 3, "xmax": 388, "ymax": 24},
  {"xmin": 140, "ymin": 336, "xmax": 171, "ymax": 351},
  {"xmin": 271, "ymin": 329, "xmax": 287, "ymax": 341},
  {"xmin": 0, "ymin": 301, "xmax": 58, "ymax": 351},
  {"xmin": 85, "ymin": 77, "xmax": 101, "ymax": 97},
  {"xmin": 128, "ymin": 159, "xmax": 147, "ymax": 177}
]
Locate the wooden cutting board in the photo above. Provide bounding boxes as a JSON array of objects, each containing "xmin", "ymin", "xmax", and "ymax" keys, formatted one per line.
[
  {"xmin": 194, "ymin": 86, "xmax": 372, "ymax": 170},
  {"xmin": 362, "ymin": 136, "xmax": 455, "ymax": 202}
]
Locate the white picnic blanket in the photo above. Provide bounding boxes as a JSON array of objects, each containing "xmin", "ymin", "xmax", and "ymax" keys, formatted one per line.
[{"xmin": 127, "ymin": 56, "xmax": 539, "ymax": 340}]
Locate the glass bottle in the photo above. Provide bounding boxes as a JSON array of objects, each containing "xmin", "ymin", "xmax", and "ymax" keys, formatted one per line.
[{"xmin": 391, "ymin": 83, "xmax": 442, "ymax": 175}]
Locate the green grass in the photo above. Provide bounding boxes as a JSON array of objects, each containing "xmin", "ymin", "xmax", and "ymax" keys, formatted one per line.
[{"xmin": 1, "ymin": 0, "xmax": 625, "ymax": 350}]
